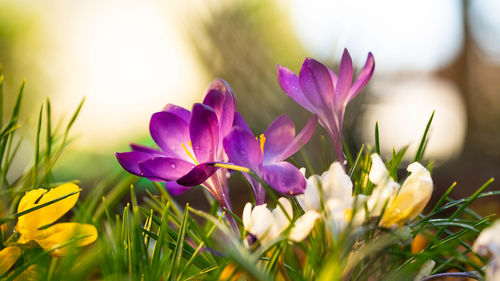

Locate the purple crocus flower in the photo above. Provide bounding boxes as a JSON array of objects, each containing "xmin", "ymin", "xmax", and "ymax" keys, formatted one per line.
[
  {"xmin": 223, "ymin": 113, "xmax": 317, "ymax": 204},
  {"xmin": 115, "ymin": 79, "xmax": 235, "ymax": 211},
  {"xmin": 277, "ymin": 49, "xmax": 375, "ymax": 166}
]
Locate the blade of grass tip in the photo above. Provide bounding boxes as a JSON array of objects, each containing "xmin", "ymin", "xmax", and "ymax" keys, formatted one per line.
[
  {"xmin": 102, "ymin": 197, "xmax": 115, "ymax": 229},
  {"xmin": 64, "ymin": 97, "xmax": 85, "ymax": 137},
  {"xmin": 0, "ymin": 122, "xmax": 21, "ymax": 139},
  {"xmin": 144, "ymin": 210, "xmax": 154, "ymax": 250},
  {"xmin": 414, "ymin": 111, "xmax": 434, "ymax": 162},
  {"xmin": 130, "ymin": 185, "xmax": 138, "ymax": 211},
  {"xmin": 0, "ymin": 189, "xmax": 81, "ymax": 225},
  {"xmin": 93, "ymin": 175, "xmax": 136, "ymax": 221},
  {"xmin": 375, "ymin": 122, "xmax": 380, "ymax": 155},
  {"xmin": 10, "ymin": 79, "xmax": 25, "ymax": 123},
  {"xmin": 349, "ymin": 144, "xmax": 365, "ymax": 177},
  {"xmin": 32, "ymin": 103, "xmax": 43, "ymax": 187},
  {"xmin": 45, "ymin": 97, "xmax": 52, "ymax": 160},
  {"xmin": 430, "ymin": 182, "xmax": 456, "ymax": 214},
  {"xmin": 167, "ymin": 203, "xmax": 190, "ymax": 281},
  {"xmin": 178, "ymin": 213, "xmax": 223, "ymax": 279},
  {"xmin": 153, "ymin": 182, "xmax": 183, "ymax": 217},
  {"xmin": 35, "ymin": 99, "xmax": 85, "ymax": 185}
]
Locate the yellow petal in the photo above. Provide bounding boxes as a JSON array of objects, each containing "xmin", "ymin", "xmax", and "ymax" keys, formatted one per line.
[
  {"xmin": 379, "ymin": 162, "xmax": 432, "ymax": 228},
  {"xmin": 33, "ymin": 222, "xmax": 97, "ymax": 256},
  {"xmin": 17, "ymin": 183, "xmax": 80, "ymax": 236},
  {"xmin": 16, "ymin": 189, "xmax": 48, "ymax": 235},
  {"xmin": 0, "ymin": 246, "xmax": 21, "ymax": 275},
  {"xmin": 12, "ymin": 264, "xmax": 43, "ymax": 281}
]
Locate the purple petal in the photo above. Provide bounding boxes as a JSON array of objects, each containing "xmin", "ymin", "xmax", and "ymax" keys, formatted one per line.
[
  {"xmin": 346, "ymin": 52, "xmax": 375, "ymax": 104},
  {"xmin": 203, "ymin": 79, "xmax": 236, "ymax": 140},
  {"xmin": 116, "ymin": 151, "xmax": 156, "ymax": 176},
  {"xmin": 176, "ymin": 163, "xmax": 219, "ymax": 186},
  {"xmin": 162, "ymin": 104, "xmax": 191, "ymax": 124},
  {"xmin": 278, "ymin": 115, "xmax": 318, "ymax": 161},
  {"xmin": 261, "ymin": 162, "xmax": 306, "ymax": 195},
  {"xmin": 150, "ymin": 111, "xmax": 191, "ymax": 160},
  {"xmin": 190, "ymin": 104, "xmax": 219, "ymax": 163},
  {"xmin": 334, "ymin": 49, "xmax": 354, "ymax": 114},
  {"xmin": 223, "ymin": 127, "xmax": 262, "ymax": 171},
  {"xmin": 165, "ymin": 181, "xmax": 192, "ymax": 195},
  {"xmin": 262, "ymin": 115, "xmax": 295, "ymax": 163},
  {"xmin": 327, "ymin": 67, "xmax": 338, "ymax": 88},
  {"xmin": 130, "ymin": 144, "xmax": 162, "ymax": 154},
  {"xmin": 277, "ymin": 65, "xmax": 315, "ymax": 113},
  {"xmin": 233, "ymin": 112, "xmax": 253, "ymax": 135},
  {"xmin": 299, "ymin": 58, "xmax": 335, "ymax": 111},
  {"xmin": 138, "ymin": 157, "xmax": 194, "ymax": 181}
]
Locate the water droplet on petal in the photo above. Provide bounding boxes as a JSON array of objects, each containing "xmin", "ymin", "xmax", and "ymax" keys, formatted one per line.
[
  {"xmin": 169, "ymin": 162, "xmax": 176, "ymax": 169},
  {"xmin": 194, "ymin": 145, "xmax": 200, "ymax": 150}
]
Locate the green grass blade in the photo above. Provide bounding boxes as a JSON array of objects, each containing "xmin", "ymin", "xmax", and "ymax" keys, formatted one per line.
[
  {"xmin": 32, "ymin": 103, "xmax": 43, "ymax": 186},
  {"xmin": 167, "ymin": 203, "xmax": 190, "ymax": 281},
  {"xmin": 414, "ymin": 111, "xmax": 434, "ymax": 162}
]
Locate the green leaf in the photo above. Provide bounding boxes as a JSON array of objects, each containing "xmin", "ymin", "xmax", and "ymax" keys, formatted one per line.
[
  {"xmin": 414, "ymin": 111, "xmax": 434, "ymax": 162},
  {"xmin": 167, "ymin": 203, "xmax": 190, "ymax": 281}
]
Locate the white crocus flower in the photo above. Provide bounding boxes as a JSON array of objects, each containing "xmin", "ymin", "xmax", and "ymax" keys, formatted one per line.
[
  {"xmin": 242, "ymin": 197, "xmax": 319, "ymax": 245},
  {"xmin": 367, "ymin": 154, "xmax": 400, "ymax": 216},
  {"xmin": 367, "ymin": 153, "xmax": 433, "ymax": 228},
  {"xmin": 473, "ymin": 220, "xmax": 500, "ymax": 281},
  {"xmin": 297, "ymin": 162, "xmax": 363, "ymax": 235}
]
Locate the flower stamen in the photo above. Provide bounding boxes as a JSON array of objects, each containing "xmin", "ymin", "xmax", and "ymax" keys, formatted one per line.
[
  {"xmin": 257, "ymin": 134, "xmax": 266, "ymax": 155},
  {"xmin": 181, "ymin": 141, "xmax": 199, "ymax": 165}
]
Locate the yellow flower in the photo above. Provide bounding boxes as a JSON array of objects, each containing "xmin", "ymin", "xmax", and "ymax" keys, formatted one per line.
[
  {"xmin": 16, "ymin": 183, "xmax": 97, "ymax": 256},
  {"xmin": 379, "ymin": 162, "xmax": 433, "ymax": 228},
  {"xmin": 0, "ymin": 246, "xmax": 21, "ymax": 276}
]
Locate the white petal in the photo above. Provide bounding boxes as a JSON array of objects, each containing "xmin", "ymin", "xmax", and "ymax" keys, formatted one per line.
[
  {"xmin": 367, "ymin": 180, "xmax": 399, "ymax": 217},
  {"xmin": 398, "ymin": 162, "xmax": 433, "ymax": 220},
  {"xmin": 299, "ymin": 167, "xmax": 306, "ymax": 177},
  {"xmin": 242, "ymin": 202, "xmax": 253, "ymax": 231},
  {"xmin": 249, "ymin": 204, "xmax": 273, "ymax": 238},
  {"xmin": 486, "ymin": 257, "xmax": 500, "ymax": 281},
  {"xmin": 272, "ymin": 198, "xmax": 293, "ymax": 235},
  {"xmin": 323, "ymin": 162, "xmax": 353, "ymax": 201},
  {"xmin": 325, "ymin": 199, "xmax": 348, "ymax": 235},
  {"xmin": 289, "ymin": 211, "xmax": 320, "ymax": 242},
  {"xmin": 473, "ymin": 220, "xmax": 500, "ymax": 256},
  {"xmin": 369, "ymin": 153, "xmax": 389, "ymax": 185},
  {"xmin": 303, "ymin": 175, "xmax": 321, "ymax": 211}
]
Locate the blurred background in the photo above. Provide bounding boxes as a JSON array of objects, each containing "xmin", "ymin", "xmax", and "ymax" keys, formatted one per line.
[{"xmin": 0, "ymin": 0, "xmax": 499, "ymax": 214}]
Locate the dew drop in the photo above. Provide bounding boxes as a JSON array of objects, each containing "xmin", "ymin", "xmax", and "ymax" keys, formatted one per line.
[
  {"xmin": 194, "ymin": 145, "xmax": 201, "ymax": 150},
  {"xmin": 169, "ymin": 162, "xmax": 176, "ymax": 169}
]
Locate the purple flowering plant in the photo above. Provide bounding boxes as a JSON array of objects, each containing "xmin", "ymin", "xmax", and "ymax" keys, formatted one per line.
[
  {"xmin": 277, "ymin": 49, "xmax": 375, "ymax": 165},
  {"xmin": 116, "ymin": 50, "xmax": 375, "ymax": 213},
  {"xmin": 116, "ymin": 79, "xmax": 236, "ymax": 213}
]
